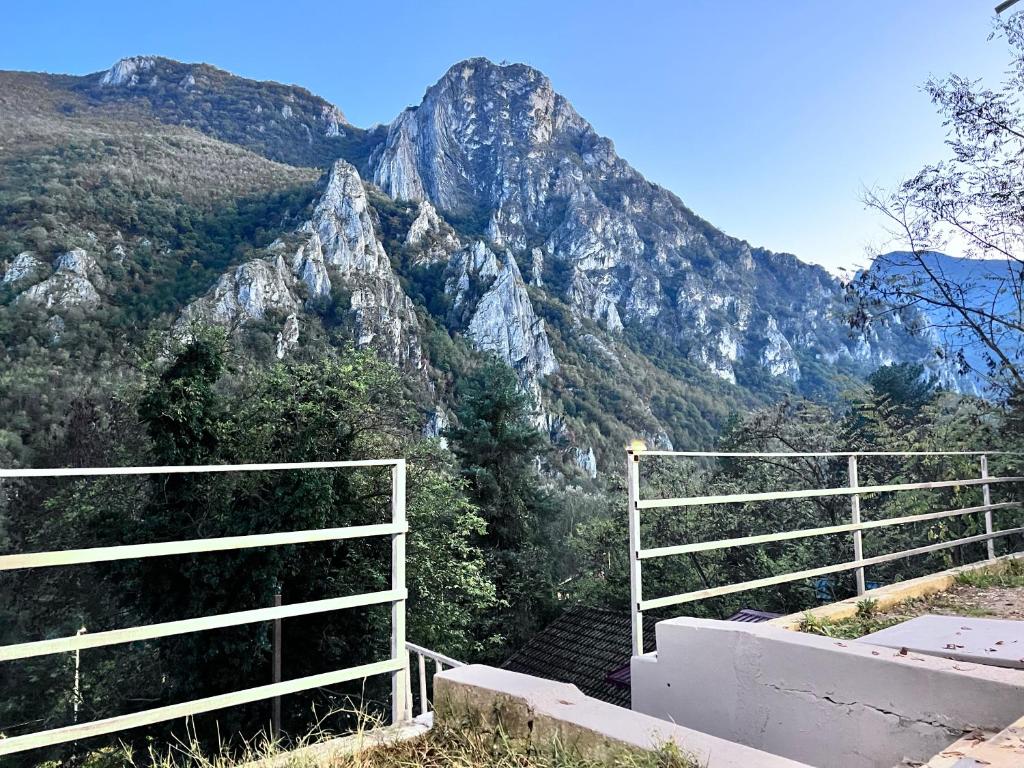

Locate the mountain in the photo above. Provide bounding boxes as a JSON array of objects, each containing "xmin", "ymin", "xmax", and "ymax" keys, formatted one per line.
[
  {"xmin": 864, "ymin": 251, "xmax": 1022, "ymax": 393},
  {"xmin": 0, "ymin": 56, "xmax": 949, "ymax": 477}
]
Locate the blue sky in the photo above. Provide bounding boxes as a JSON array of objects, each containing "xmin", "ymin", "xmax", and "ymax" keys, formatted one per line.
[{"xmin": 4, "ymin": 0, "xmax": 1011, "ymax": 272}]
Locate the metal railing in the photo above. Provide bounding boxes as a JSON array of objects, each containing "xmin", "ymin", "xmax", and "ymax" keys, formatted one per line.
[
  {"xmin": 627, "ymin": 448, "xmax": 1024, "ymax": 656},
  {"xmin": 0, "ymin": 460, "xmax": 412, "ymax": 757},
  {"xmin": 404, "ymin": 642, "xmax": 465, "ymax": 717}
]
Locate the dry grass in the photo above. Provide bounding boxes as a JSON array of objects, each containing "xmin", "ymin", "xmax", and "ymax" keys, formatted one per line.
[
  {"xmin": 322, "ymin": 724, "xmax": 701, "ymax": 768},
  {"xmin": 60, "ymin": 710, "xmax": 701, "ymax": 768}
]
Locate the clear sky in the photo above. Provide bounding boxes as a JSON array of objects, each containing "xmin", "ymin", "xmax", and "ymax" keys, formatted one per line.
[{"xmin": 3, "ymin": 0, "xmax": 1011, "ymax": 272}]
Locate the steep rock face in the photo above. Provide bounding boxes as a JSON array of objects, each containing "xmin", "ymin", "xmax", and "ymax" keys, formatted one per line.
[
  {"xmin": 370, "ymin": 58, "xmax": 932, "ymax": 384},
  {"xmin": 405, "ymin": 200, "xmax": 460, "ymax": 264},
  {"xmin": 444, "ymin": 241, "xmax": 558, "ymax": 395},
  {"xmin": 180, "ymin": 160, "xmax": 422, "ymax": 368},
  {"xmin": 573, "ymin": 446, "xmax": 598, "ymax": 479},
  {"xmin": 99, "ymin": 56, "xmax": 157, "ymax": 87},
  {"xmin": 760, "ymin": 316, "xmax": 801, "ymax": 381},
  {"xmin": 423, "ymin": 406, "xmax": 451, "ymax": 448}
]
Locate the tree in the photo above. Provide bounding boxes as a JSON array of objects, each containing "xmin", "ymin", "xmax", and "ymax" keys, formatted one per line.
[
  {"xmin": 445, "ymin": 359, "xmax": 557, "ymax": 657},
  {"xmin": 854, "ymin": 16, "xmax": 1024, "ymax": 395},
  {"xmin": 867, "ymin": 363, "xmax": 938, "ymax": 416}
]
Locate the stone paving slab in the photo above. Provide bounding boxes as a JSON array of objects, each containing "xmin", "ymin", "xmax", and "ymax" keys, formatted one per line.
[{"xmin": 859, "ymin": 614, "xmax": 1024, "ymax": 670}]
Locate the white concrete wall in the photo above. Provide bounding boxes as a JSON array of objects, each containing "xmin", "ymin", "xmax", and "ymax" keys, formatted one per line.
[
  {"xmin": 631, "ymin": 618, "xmax": 1024, "ymax": 768},
  {"xmin": 434, "ymin": 665, "xmax": 812, "ymax": 767}
]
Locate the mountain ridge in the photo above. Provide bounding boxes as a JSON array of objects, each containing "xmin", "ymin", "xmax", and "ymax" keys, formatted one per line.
[{"xmin": 0, "ymin": 54, "xmax": 958, "ymax": 477}]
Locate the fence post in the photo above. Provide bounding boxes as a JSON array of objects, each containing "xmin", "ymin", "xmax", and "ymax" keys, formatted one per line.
[
  {"xmin": 390, "ymin": 461, "xmax": 410, "ymax": 724},
  {"xmin": 417, "ymin": 652, "xmax": 428, "ymax": 716},
  {"xmin": 627, "ymin": 447, "xmax": 643, "ymax": 656},
  {"xmin": 849, "ymin": 455, "xmax": 866, "ymax": 596},
  {"xmin": 73, "ymin": 626, "xmax": 86, "ymax": 724},
  {"xmin": 981, "ymin": 455, "xmax": 995, "ymax": 561},
  {"xmin": 272, "ymin": 591, "xmax": 282, "ymax": 738}
]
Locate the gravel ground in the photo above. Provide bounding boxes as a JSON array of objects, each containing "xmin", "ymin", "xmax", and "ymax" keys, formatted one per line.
[{"xmin": 887, "ymin": 584, "xmax": 1024, "ymax": 621}]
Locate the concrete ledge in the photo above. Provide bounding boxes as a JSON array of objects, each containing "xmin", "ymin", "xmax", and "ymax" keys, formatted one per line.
[
  {"xmin": 924, "ymin": 713, "xmax": 1024, "ymax": 767},
  {"xmin": 434, "ymin": 664, "xmax": 811, "ymax": 768},
  {"xmin": 632, "ymin": 617, "xmax": 1024, "ymax": 768},
  {"xmin": 768, "ymin": 553, "xmax": 1024, "ymax": 631}
]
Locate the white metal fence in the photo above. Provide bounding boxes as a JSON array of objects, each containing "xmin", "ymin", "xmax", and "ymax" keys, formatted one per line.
[
  {"xmin": 405, "ymin": 642, "xmax": 464, "ymax": 717},
  {"xmin": 0, "ymin": 460, "xmax": 411, "ymax": 757},
  {"xmin": 627, "ymin": 448, "xmax": 1024, "ymax": 656}
]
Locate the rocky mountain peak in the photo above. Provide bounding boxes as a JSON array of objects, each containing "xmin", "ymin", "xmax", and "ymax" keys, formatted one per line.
[
  {"xmin": 366, "ymin": 57, "xmax": 941, "ymax": 392},
  {"xmin": 99, "ymin": 55, "xmax": 160, "ymax": 86},
  {"xmin": 372, "ymin": 57, "xmax": 592, "ymax": 212}
]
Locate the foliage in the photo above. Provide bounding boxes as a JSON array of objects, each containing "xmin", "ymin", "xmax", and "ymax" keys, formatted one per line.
[
  {"xmin": 0, "ymin": 339, "xmax": 494, "ymax": 765},
  {"xmin": 445, "ymin": 359, "xmax": 560, "ymax": 658}
]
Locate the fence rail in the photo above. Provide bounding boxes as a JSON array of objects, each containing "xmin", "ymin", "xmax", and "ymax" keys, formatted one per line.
[
  {"xmin": 404, "ymin": 642, "xmax": 464, "ymax": 717},
  {"xmin": 0, "ymin": 460, "xmax": 411, "ymax": 757},
  {"xmin": 627, "ymin": 448, "xmax": 1024, "ymax": 656}
]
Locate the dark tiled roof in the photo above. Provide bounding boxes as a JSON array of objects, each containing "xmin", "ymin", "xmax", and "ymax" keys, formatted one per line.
[
  {"xmin": 500, "ymin": 606, "xmax": 655, "ymax": 708},
  {"xmin": 726, "ymin": 608, "xmax": 782, "ymax": 623}
]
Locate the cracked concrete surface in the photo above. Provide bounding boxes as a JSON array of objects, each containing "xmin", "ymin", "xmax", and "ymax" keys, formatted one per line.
[{"xmin": 631, "ymin": 618, "xmax": 1024, "ymax": 768}]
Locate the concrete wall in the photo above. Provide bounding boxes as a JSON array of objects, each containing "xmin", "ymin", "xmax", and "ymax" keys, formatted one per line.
[
  {"xmin": 434, "ymin": 665, "xmax": 812, "ymax": 768},
  {"xmin": 631, "ymin": 618, "xmax": 1024, "ymax": 768}
]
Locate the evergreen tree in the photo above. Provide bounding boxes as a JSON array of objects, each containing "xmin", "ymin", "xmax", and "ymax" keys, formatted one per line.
[{"xmin": 445, "ymin": 359, "xmax": 557, "ymax": 657}]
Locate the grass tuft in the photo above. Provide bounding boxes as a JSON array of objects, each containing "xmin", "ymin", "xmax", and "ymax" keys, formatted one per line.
[
  {"xmin": 324, "ymin": 724, "xmax": 703, "ymax": 768},
  {"xmin": 954, "ymin": 558, "xmax": 1024, "ymax": 589}
]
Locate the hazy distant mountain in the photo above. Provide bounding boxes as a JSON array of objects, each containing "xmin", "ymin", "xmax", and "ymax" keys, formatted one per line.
[
  {"xmin": 865, "ymin": 251, "xmax": 1022, "ymax": 393},
  {"xmin": 0, "ymin": 56, "xmax": 953, "ymax": 475}
]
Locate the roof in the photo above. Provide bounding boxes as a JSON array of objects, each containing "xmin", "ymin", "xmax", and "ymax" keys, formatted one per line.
[
  {"xmin": 500, "ymin": 606, "xmax": 655, "ymax": 708},
  {"xmin": 501, "ymin": 606, "xmax": 783, "ymax": 709},
  {"xmin": 726, "ymin": 608, "xmax": 782, "ymax": 623}
]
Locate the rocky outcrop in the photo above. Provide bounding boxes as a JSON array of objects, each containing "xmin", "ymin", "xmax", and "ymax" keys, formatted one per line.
[
  {"xmin": 100, "ymin": 56, "xmax": 156, "ymax": 86},
  {"xmin": 16, "ymin": 248, "xmax": 104, "ymax": 309},
  {"xmin": 423, "ymin": 406, "xmax": 451, "ymax": 448},
  {"xmin": 2, "ymin": 252, "xmax": 45, "ymax": 286},
  {"xmin": 276, "ymin": 314, "xmax": 300, "ymax": 359},
  {"xmin": 321, "ymin": 105, "xmax": 347, "ymax": 137},
  {"xmin": 445, "ymin": 242, "xmax": 557, "ymax": 391},
  {"xmin": 180, "ymin": 255, "xmax": 298, "ymax": 328},
  {"xmin": 573, "ymin": 446, "xmax": 598, "ymax": 479},
  {"xmin": 466, "ymin": 254, "xmax": 557, "ymax": 380},
  {"xmin": 760, "ymin": 316, "xmax": 801, "ymax": 381},
  {"xmin": 405, "ymin": 200, "xmax": 461, "ymax": 263},
  {"xmin": 179, "ymin": 160, "xmax": 422, "ymax": 368}
]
